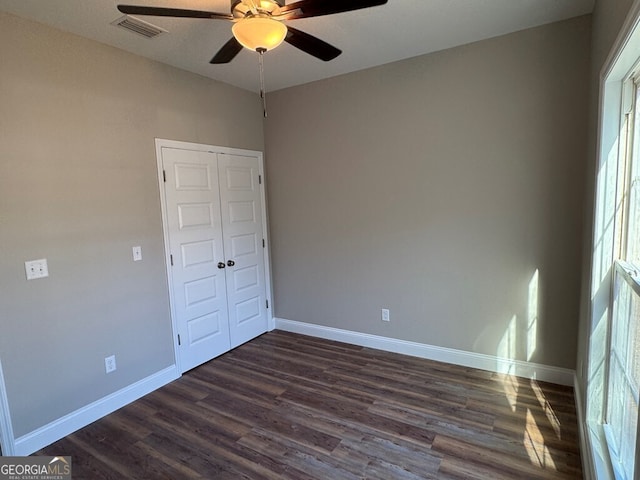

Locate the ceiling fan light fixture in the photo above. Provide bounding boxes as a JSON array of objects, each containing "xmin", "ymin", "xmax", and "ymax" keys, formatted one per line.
[{"xmin": 232, "ymin": 16, "xmax": 287, "ymax": 52}]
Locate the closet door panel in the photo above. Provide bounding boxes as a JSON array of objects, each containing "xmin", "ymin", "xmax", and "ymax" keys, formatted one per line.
[
  {"xmin": 218, "ymin": 153, "xmax": 269, "ymax": 348},
  {"xmin": 162, "ymin": 148, "xmax": 231, "ymax": 372}
]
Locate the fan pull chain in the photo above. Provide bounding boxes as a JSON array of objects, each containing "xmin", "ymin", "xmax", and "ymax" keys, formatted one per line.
[{"xmin": 257, "ymin": 48, "xmax": 268, "ymax": 118}]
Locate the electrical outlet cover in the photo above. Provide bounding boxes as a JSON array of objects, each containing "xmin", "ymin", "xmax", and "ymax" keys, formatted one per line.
[
  {"xmin": 105, "ymin": 355, "xmax": 117, "ymax": 373},
  {"xmin": 25, "ymin": 259, "xmax": 48, "ymax": 280}
]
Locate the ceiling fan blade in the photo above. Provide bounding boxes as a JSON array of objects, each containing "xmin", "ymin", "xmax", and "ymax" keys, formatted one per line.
[
  {"xmin": 285, "ymin": 27, "xmax": 341, "ymax": 62},
  {"xmin": 275, "ymin": 0, "xmax": 387, "ymax": 20},
  {"xmin": 117, "ymin": 5, "xmax": 232, "ymax": 20},
  {"xmin": 210, "ymin": 37, "xmax": 243, "ymax": 64}
]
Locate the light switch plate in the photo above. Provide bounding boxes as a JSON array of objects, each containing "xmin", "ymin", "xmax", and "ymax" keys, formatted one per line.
[
  {"xmin": 132, "ymin": 246, "xmax": 142, "ymax": 262},
  {"xmin": 25, "ymin": 259, "xmax": 48, "ymax": 280}
]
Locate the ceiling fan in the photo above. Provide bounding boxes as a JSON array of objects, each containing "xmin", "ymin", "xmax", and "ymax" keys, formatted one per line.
[{"xmin": 117, "ymin": 0, "xmax": 389, "ymax": 64}]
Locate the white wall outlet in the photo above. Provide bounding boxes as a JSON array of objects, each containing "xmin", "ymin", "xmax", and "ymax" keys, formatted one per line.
[
  {"xmin": 25, "ymin": 258, "xmax": 49, "ymax": 280},
  {"xmin": 105, "ymin": 355, "xmax": 117, "ymax": 374},
  {"xmin": 382, "ymin": 308, "xmax": 390, "ymax": 322},
  {"xmin": 132, "ymin": 246, "xmax": 142, "ymax": 262}
]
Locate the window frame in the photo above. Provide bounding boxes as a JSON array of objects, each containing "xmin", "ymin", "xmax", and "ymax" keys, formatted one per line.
[
  {"xmin": 586, "ymin": 3, "xmax": 640, "ymax": 480},
  {"xmin": 601, "ymin": 68, "xmax": 640, "ymax": 480},
  {"xmin": 603, "ymin": 260, "xmax": 640, "ymax": 480}
]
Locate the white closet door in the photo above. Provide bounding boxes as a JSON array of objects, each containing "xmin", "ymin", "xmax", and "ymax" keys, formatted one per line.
[
  {"xmin": 162, "ymin": 148, "xmax": 231, "ymax": 372},
  {"xmin": 218, "ymin": 153, "xmax": 269, "ymax": 348}
]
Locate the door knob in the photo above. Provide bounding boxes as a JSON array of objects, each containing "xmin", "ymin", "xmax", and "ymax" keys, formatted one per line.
[
  {"xmin": 227, "ymin": 260, "xmax": 235, "ymax": 267},
  {"xmin": 217, "ymin": 262, "xmax": 226, "ymax": 269}
]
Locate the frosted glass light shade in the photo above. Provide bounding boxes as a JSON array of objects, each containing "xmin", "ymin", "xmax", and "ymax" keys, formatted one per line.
[{"xmin": 232, "ymin": 16, "xmax": 288, "ymax": 52}]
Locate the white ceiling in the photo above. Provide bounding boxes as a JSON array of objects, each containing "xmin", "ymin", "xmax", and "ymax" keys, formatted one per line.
[{"xmin": 0, "ymin": 0, "xmax": 594, "ymax": 92}]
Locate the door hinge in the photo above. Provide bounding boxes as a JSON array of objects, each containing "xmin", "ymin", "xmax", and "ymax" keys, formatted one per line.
[
  {"xmin": 177, "ymin": 334, "xmax": 181, "ymax": 346},
  {"xmin": 170, "ymin": 254, "xmax": 174, "ymax": 266},
  {"xmin": 259, "ymin": 175, "xmax": 262, "ymax": 185},
  {"xmin": 262, "ymin": 238, "xmax": 265, "ymax": 248},
  {"xmin": 266, "ymin": 299, "xmax": 269, "ymax": 309},
  {"xmin": 162, "ymin": 170, "xmax": 166, "ymax": 183}
]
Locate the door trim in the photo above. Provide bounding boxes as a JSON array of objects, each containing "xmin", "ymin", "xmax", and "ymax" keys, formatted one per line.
[
  {"xmin": 155, "ymin": 138, "xmax": 274, "ymax": 373},
  {"xmin": 0, "ymin": 358, "xmax": 16, "ymax": 455}
]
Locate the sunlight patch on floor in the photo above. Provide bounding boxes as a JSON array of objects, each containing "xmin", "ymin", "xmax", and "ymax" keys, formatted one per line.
[
  {"xmin": 501, "ymin": 371, "xmax": 519, "ymax": 412},
  {"xmin": 524, "ymin": 408, "xmax": 558, "ymax": 471},
  {"xmin": 530, "ymin": 379, "xmax": 562, "ymax": 439}
]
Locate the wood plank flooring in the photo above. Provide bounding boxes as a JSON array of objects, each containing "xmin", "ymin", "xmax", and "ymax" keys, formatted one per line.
[{"xmin": 37, "ymin": 331, "xmax": 582, "ymax": 479}]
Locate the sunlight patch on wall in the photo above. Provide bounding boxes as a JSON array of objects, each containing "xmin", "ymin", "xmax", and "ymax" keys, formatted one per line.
[
  {"xmin": 498, "ymin": 315, "xmax": 518, "ymax": 361},
  {"xmin": 497, "ymin": 315, "xmax": 518, "ymax": 373},
  {"xmin": 527, "ymin": 269, "xmax": 539, "ymax": 362},
  {"xmin": 497, "ymin": 315, "xmax": 521, "ymax": 413}
]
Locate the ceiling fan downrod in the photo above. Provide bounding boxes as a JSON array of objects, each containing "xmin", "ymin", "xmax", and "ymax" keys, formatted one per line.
[{"xmin": 257, "ymin": 47, "xmax": 268, "ymax": 118}]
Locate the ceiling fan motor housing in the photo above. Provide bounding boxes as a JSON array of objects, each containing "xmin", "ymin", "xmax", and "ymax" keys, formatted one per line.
[{"xmin": 231, "ymin": 0, "xmax": 285, "ymax": 19}]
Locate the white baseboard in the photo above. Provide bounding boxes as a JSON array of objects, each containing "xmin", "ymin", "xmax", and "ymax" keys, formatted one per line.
[
  {"xmin": 13, "ymin": 365, "xmax": 179, "ymax": 456},
  {"xmin": 275, "ymin": 318, "xmax": 575, "ymax": 386}
]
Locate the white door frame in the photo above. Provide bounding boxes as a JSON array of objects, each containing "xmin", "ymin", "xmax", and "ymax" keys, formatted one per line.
[
  {"xmin": 155, "ymin": 138, "xmax": 274, "ymax": 373},
  {"xmin": 0, "ymin": 358, "xmax": 16, "ymax": 455}
]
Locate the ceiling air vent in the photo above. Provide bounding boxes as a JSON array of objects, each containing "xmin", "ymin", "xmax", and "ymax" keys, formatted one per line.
[{"xmin": 111, "ymin": 15, "xmax": 167, "ymax": 39}]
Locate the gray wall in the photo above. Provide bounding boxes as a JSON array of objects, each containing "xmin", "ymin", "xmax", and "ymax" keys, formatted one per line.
[
  {"xmin": 265, "ymin": 16, "xmax": 591, "ymax": 370},
  {"xmin": 0, "ymin": 12, "xmax": 264, "ymax": 438}
]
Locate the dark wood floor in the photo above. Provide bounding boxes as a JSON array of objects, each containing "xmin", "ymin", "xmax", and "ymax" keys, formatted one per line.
[{"xmin": 38, "ymin": 331, "xmax": 582, "ymax": 479}]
